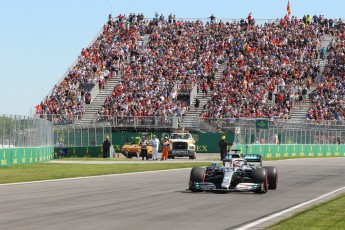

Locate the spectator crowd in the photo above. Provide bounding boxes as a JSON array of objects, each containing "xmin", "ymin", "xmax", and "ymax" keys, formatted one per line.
[
  {"xmin": 308, "ymin": 20, "xmax": 345, "ymax": 123},
  {"xmin": 35, "ymin": 13, "xmax": 345, "ymax": 125}
]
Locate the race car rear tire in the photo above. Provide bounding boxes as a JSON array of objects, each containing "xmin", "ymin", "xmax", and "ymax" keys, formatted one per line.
[
  {"xmin": 263, "ymin": 166, "xmax": 278, "ymax": 190},
  {"xmin": 189, "ymin": 167, "xmax": 205, "ymax": 192},
  {"xmin": 253, "ymin": 168, "xmax": 268, "ymax": 193}
]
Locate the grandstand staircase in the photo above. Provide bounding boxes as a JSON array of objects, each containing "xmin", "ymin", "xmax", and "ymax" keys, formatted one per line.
[
  {"xmin": 288, "ymin": 33, "xmax": 332, "ymax": 123},
  {"xmin": 77, "ymin": 76, "xmax": 121, "ymax": 124},
  {"xmin": 76, "ymin": 34, "xmax": 151, "ymax": 125},
  {"xmin": 180, "ymin": 62, "xmax": 228, "ymax": 132}
]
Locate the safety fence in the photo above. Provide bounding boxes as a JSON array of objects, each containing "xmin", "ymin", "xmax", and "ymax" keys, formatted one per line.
[
  {"xmin": 193, "ymin": 118, "xmax": 345, "ymax": 145},
  {"xmin": 51, "ymin": 118, "xmax": 345, "ymax": 150},
  {"xmin": 0, "ymin": 114, "xmax": 53, "ymax": 148},
  {"xmin": 53, "ymin": 124, "xmax": 112, "ymax": 147}
]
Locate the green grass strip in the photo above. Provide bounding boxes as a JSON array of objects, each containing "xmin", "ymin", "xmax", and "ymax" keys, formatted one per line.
[
  {"xmin": 266, "ymin": 193, "xmax": 345, "ymax": 230},
  {"xmin": 0, "ymin": 162, "xmax": 208, "ymax": 184}
]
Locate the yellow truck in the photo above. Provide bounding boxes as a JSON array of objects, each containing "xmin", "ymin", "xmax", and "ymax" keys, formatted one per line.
[{"xmin": 162, "ymin": 131, "xmax": 196, "ymax": 159}]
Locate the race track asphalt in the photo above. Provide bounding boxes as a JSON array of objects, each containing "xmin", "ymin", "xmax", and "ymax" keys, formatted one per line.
[{"xmin": 1, "ymin": 157, "xmax": 345, "ymax": 230}]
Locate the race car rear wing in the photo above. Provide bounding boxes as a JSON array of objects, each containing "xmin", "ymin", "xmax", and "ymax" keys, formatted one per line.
[{"xmin": 243, "ymin": 154, "xmax": 262, "ymax": 167}]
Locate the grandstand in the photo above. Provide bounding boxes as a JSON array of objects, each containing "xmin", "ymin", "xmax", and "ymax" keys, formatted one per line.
[{"xmin": 35, "ymin": 14, "xmax": 345, "ymax": 136}]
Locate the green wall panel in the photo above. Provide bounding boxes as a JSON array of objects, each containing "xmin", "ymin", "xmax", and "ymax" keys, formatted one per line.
[
  {"xmin": 237, "ymin": 144, "xmax": 345, "ymax": 158},
  {"xmin": 0, "ymin": 146, "xmax": 54, "ymax": 167},
  {"xmin": 54, "ymin": 146, "xmax": 103, "ymax": 158}
]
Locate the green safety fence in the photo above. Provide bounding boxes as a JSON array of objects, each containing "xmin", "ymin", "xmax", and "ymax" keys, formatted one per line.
[
  {"xmin": 0, "ymin": 146, "xmax": 54, "ymax": 167},
  {"xmin": 236, "ymin": 144, "xmax": 345, "ymax": 158}
]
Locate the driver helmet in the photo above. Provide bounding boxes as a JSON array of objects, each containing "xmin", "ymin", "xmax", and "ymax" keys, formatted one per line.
[{"xmin": 234, "ymin": 160, "xmax": 244, "ymax": 168}]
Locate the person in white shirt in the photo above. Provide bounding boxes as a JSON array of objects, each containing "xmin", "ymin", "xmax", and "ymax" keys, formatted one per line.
[{"xmin": 150, "ymin": 135, "xmax": 160, "ymax": 160}]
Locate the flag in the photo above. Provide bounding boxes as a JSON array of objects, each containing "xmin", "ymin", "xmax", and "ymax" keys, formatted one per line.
[{"xmin": 287, "ymin": 0, "xmax": 291, "ymax": 17}]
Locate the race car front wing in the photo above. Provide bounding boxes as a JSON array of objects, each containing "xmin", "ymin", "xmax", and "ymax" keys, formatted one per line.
[{"xmin": 189, "ymin": 182, "xmax": 261, "ymax": 192}]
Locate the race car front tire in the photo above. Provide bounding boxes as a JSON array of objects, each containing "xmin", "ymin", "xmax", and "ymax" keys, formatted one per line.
[
  {"xmin": 253, "ymin": 168, "xmax": 268, "ymax": 193},
  {"xmin": 189, "ymin": 167, "xmax": 205, "ymax": 192},
  {"xmin": 263, "ymin": 166, "xmax": 278, "ymax": 190}
]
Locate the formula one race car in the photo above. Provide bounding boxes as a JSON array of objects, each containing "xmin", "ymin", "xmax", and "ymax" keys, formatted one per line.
[{"xmin": 188, "ymin": 152, "xmax": 278, "ymax": 193}]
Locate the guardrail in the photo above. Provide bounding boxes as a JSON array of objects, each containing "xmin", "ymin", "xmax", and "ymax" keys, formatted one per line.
[
  {"xmin": 106, "ymin": 116, "xmax": 179, "ymax": 129},
  {"xmin": 35, "ymin": 114, "xmax": 79, "ymax": 125}
]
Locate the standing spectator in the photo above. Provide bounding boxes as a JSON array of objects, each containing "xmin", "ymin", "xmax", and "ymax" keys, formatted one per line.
[
  {"xmin": 150, "ymin": 135, "xmax": 160, "ymax": 161},
  {"xmin": 202, "ymin": 81, "xmax": 208, "ymax": 98},
  {"xmin": 140, "ymin": 136, "xmax": 149, "ymax": 160},
  {"xmin": 171, "ymin": 89, "xmax": 178, "ymax": 103},
  {"xmin": 209, "ymin": 14, "xmax": 216, "ymax": 24},
  {"xmin": 194, "ymin": 98, "xmax": 200, "ymax": 112},
  {"xmin": 219, "ymin": 135, "xmax": 229, "ymax": 161},
  {"xmin": 302, "ymin": 86, "xmax": 308, "ymax": 105},
  {"xmin": 337, "ymin": 137, "xmax": 341, "ymax": 144},
  {"xmin": 320, "ymin": 47, "xmax": 326, "ymax": 60},
  {"xmin": 277, "ymin": 93, "xmax": 284, "ymax": 107},
  {"xmin": 247, "ymin": 13, "xmax": 253, "ymax": 26},
  {"xmin": 102, "ymin": 136, "xmax": 111, "ymax": 158},
  {"xmin": 271, "ymin": 134, "xmax": 279, "ymax": 144},
  {"xmin": 168, "ymin": 13, "xmax": 173, "ymax": 24},
  {"xmin": 161, "ymin": 137, "xmax": 169, "ymax": 160},
  {"xmin": 298, "ymin": 92, "xmax": 304, "ymax": 109}
]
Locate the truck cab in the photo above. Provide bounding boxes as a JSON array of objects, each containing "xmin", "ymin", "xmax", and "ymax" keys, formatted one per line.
[{"xmin": 163, "ymin": 132, "xmax": 196, "ymax": 159}]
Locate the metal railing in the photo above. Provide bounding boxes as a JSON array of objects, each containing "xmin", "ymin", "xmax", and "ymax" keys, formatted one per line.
[
  {"xmin": 53, "ymin": 123, "xmax": 112, "ymax": 147},
  {"xmin": 51, "ymin": 117, "xmax": 345, "ymax": 146},
  {"xmin": 191, "ymin": 117, "xmax": 345, "ymax": 145},
  {"xmin": 0, "ymin": 114, "xmax": 53, "ymax": 148},
  {"xmin": 35, "ymin": 114, "xmax": 80, "ymax": 125},
  {"xmin": 147, "ymin": 17, "xmax": 279, "ymax": 25},
  {"xmin": 177, "ymin": 84, "xmax": 194, "ymax": 94},
  {"xmin": 95, "ymin": 115, "xmax": 178, "ymax": 129}
]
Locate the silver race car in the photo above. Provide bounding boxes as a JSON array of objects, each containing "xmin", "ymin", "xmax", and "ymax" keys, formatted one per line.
[{"xmin": 188, "ymin": 152, "xmax": 278, "ymax": 193}]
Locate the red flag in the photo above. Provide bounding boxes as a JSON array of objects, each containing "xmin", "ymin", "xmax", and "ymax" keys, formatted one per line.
[{"xmin": 287, "ymin": 0, "xmax": 291, "ymax": 17}]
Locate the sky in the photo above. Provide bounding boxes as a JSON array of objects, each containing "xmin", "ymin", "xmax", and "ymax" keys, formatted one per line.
[{"xmin": 0, "ymin": 0, "xmax": 344, "ymax": 116}]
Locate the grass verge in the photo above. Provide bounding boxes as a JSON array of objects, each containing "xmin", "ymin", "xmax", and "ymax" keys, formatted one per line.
[
  {"xmin": 0, "ymin": 162, "xmax": 208, "ymax": 184},
  {"xmin": 266, "ymin": 193, "xmax": 345, "ymax": 230}
]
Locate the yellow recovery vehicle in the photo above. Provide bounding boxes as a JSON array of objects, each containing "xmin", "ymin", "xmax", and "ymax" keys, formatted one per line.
[{"xmin": 121, "ymin": 133, "xmax": 153, "ymax": 158}]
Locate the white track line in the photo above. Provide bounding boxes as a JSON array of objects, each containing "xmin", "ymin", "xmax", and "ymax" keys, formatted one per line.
[
  {"xmin": 236, "ymin": 186, "xmax": 345, "ymax": 230},
  {"xmin": 0, "ymin": 168, "xmax": 190, "ymax": 186}
]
